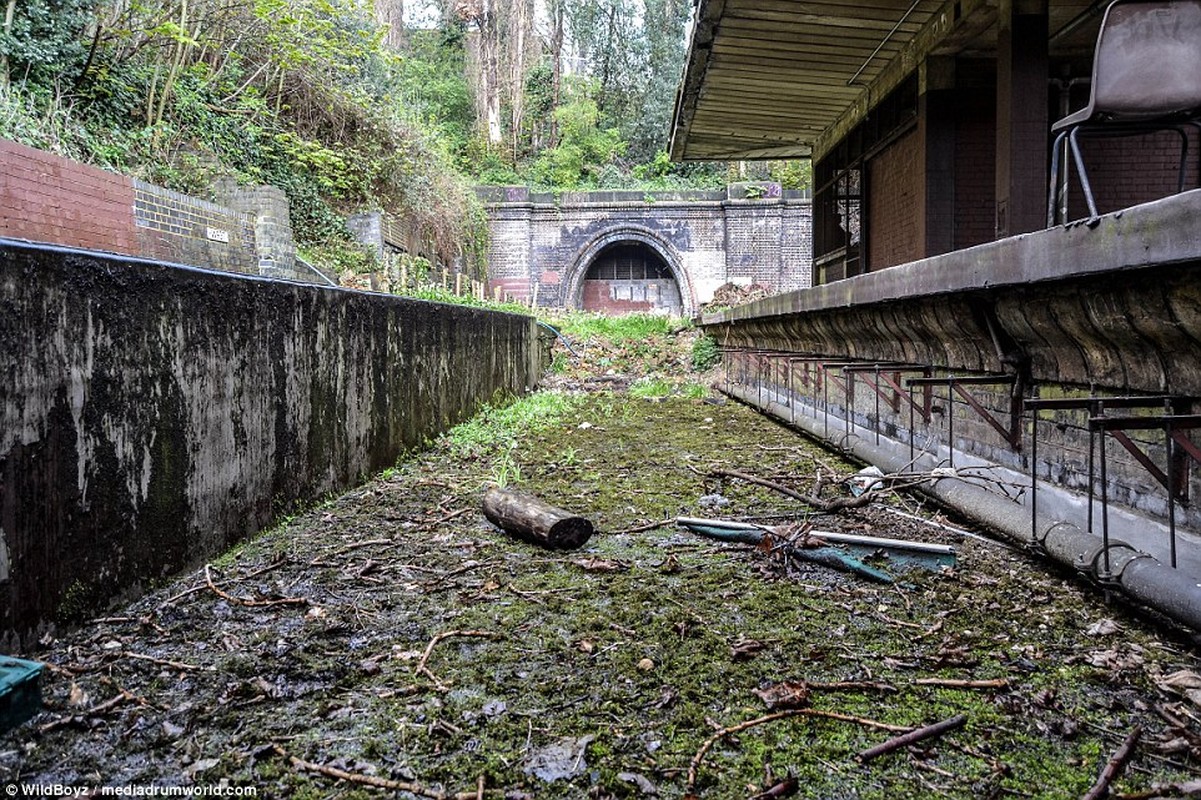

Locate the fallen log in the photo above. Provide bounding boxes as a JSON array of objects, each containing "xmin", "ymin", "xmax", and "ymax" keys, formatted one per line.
[{"xmin": 482, "ymin": 486, "xmax": 594, "ymax": 550}]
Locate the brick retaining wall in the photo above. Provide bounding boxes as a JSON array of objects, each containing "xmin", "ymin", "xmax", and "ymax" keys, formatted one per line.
[{"xmin": 0, "ymin": 138, "xmax": 300, "ymax": 281}]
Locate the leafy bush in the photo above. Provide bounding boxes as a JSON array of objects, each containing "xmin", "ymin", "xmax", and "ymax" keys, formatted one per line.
[
  {"xmin": 1, "ymin": 0, "xmax": 489, "ymax": 267},
  {"xmin": 691, "ymin": 334, "xmax": 720, "ymax": 371}
]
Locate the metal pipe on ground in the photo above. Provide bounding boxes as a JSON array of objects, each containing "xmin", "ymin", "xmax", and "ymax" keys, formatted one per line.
[{"xmin": 724, "ymin": 383, "xmax": 1201, "ymax": 632}]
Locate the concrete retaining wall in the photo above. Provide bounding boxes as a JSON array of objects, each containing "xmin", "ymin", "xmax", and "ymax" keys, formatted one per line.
[{"xmin": 0, "ymin": 239, "xmax": 539, "ymax": 651}]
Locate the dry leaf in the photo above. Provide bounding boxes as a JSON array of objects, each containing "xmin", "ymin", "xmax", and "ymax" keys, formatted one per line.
[
  {"xmin": 67, "ymin": 682, "xmax": 90, "ymax": 709},
  {"xmin": 636, "ymin": 658, "xmax": 655, "ymax": 671},
  {"xmin": 730, "ymin": 638, "xmax": 767, "ymax": 661},
  {"xmin": 1157, "ymin": 670, "xmax": 1201, "ymax": 708},
  {"xmin": 1085, "ymin": 649, "xmax": 1145, "ymax": 671},
  {"xmin": 1085, "ymin": 618, "xmax": 1119, "ymax": 636},
  {"xmin": 1159, "ymin": 670, "xmax": 1201, "ymax": 690},
  {"xmin": 752, "ymin": 680, "xmax": 811, "ymax": 710}
]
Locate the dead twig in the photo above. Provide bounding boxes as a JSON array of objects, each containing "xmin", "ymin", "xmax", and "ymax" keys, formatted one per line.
[
  {"xmin": 165, "ymin": 557, "xmax": 291, "ymax": 606},
  {"xmin": 39, "ymin": 688, "xmax": 138, "ymax": 734},
  {"xmin": 710, "ymin": 468, "xmax": 809, "ymax": 503},
  {"xmin": 426, "ymin": 508, "xmax": 472, "ymax": 527},
  {"xmin": 857, "ymin": 713, "xmax": 967, "ymax": 762},
  {"xmin": 1082, "ymin": 725, "xmax": 1142, "ymax": 800},
  {"xmin": 203, "ymin": 564, "xmax": 307, "ymax": 609},
  {"xmin": 613, "ymin": 518, "xmax": 676, "ymax": 535},
  {"xmin": 915, "ymin": 678, "xmax": 1009, "ymax": 690},
  {"xmin": 415, "ymin": 629, "xmax": 501, "ymax": 689},
  {"xmin": 425, "ymin": 561, "xmax": 489, "ymax": 589},
  {"xmin": 122, "ymin": 652, "xmax": 213, "ymax": 672},
  {"xmin": 686, "ymin": 708, "xmax": 911, "ymax": 792},
  {"xmin": 273, "ymin": 744, "xmax": 483, "ymax": 798},
  {"xmin": 710, "ymin": 467, "xmax": 898, "ymax": 513}
]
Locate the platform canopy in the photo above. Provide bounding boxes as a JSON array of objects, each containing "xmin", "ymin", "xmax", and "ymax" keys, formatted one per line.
[{"xmin": 668, "ymin": 0, "xmax": 1102, "ymax": 162}]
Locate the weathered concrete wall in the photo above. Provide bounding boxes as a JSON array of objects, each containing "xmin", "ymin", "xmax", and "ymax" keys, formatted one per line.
[
  {"xmin": 0, "ymin": 239, "xmax": 539, "ymax": 651},
  {"xmin": 482, "ymin": 186, "xmax": 812, "ymax": 315}
]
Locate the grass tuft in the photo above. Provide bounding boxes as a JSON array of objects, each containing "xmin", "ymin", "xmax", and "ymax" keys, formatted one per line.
[
  {"xmin": 550, "ymin": 312, "xmax": 688, "ymax": 342},
  {"xmin": 442, "ymin": 390, "xmax": 588, "ymax": 458}
]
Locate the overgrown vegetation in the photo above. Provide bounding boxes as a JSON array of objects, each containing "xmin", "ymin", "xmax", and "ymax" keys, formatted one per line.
[
  {"xmin": 551, "ymin": 311, "xmax": 685, "ymax": 341},
  {"xmin": 401, "ymin": 284, "xmax": 530, "ymax": 315},
  {"xmin": 442, "ymin": 389, "xmax": 589, "ymax": 460},
  {"xmin": 0, "ymin": 0, "xmax": 811, "ymax": 284},
  {"xmin": 0, "ymin": 0, "xmax": 488, "ymax": 270},
  {"xmin": 691, "ymin": 333, "xmax": 720, "ymax": 371}
]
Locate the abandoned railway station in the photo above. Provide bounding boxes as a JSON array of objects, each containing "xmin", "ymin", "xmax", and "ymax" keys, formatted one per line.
[
  {"xmin": 7, "ymin": 0, "xmax": 1201, "ymax": 791},
  {"xmin": 671, "ymin": 0, "xmax": 1201, "ymax": 628}
]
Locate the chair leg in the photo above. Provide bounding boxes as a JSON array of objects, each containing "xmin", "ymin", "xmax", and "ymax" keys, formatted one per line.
[
  {"xmin": 1068, "ymin": 127, "xmax": 1100, "ymax": 221},
  {"xmin": 1171, "ymin": 125, "xmax": 1189, "ymax": 193},
  {"xmin": 1047, "ymin": 130, "xmax": 1067, "ymax": 226},
  {"xmin": 1042, "ymin": 130, "xmax": 1071, "ymax": 224}
]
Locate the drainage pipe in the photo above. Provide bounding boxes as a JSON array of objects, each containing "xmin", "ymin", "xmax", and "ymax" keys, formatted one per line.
[{"xmin": 725, "ymin": 383, "xmax": 1201, "ymax": 632}]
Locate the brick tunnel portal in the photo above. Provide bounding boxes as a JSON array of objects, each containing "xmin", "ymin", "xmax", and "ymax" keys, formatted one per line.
[{"xmin": 581, "ymin": 241, "xmax": 683, "ymax": 315}]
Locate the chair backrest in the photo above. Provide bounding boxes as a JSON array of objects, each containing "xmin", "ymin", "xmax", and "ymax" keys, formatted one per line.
[{"xmin": 1090, "ymin": 0, "xmax": 1201, "ymax": 119}]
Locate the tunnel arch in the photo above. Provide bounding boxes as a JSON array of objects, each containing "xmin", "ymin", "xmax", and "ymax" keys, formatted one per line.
[{"xmin": 565, "ymin": 227, "xmax": 695, "ymax": 316}]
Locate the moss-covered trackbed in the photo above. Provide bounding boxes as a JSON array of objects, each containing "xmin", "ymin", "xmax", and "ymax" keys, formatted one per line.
[{"xmin": 4, "ymin": 388, "xmax": 1200, "ymax": 799}]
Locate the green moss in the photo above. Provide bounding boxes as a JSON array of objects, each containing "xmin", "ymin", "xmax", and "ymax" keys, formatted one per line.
[
  {"xmin": 20, "ymin": 388, "xmax": 1201, "ymax": 800},
  {"xmin": 55, "ymin": 579, "xmax": 97, "ymax": 624}
]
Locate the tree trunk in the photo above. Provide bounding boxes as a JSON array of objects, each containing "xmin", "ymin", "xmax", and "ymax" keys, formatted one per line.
[
  {"xmin": 549, "ymin": 0, "xmax": 563, "ymax": 147},
  {"xmin": 481, "ymin": 0, "xmax": 502, "ymax": 145},
  {"xmin": 374, "ymin": 0, "xmax": 405, "ymax": 50},
  {"xmin": 1, "ymin": 0, "xmax": 17, "ymax": 89},
  {"xmin": 482, "ymin": 487, "xmax": 594, "ymax": 550}
]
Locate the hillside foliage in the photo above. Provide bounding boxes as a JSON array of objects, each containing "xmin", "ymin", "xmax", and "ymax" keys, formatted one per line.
[{"xmin": 0, "ymin": 0, "xmax": 810, "ymax": 274}]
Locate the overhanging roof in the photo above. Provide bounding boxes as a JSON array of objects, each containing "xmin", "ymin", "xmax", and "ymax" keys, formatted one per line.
[{"xmin": 670, "ymin": 0, "xmax": 1101, "ymax": 162}]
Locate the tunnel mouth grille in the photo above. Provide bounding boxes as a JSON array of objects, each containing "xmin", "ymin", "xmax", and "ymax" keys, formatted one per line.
[{"xmin": 585, "ymin": 243, "xmax": 674, "ymax": 281}]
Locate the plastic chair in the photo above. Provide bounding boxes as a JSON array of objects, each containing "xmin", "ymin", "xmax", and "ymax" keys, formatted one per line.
[{"xmin": 1047, "ymin": 0, "xmax": 1201, "ymax": 225}]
